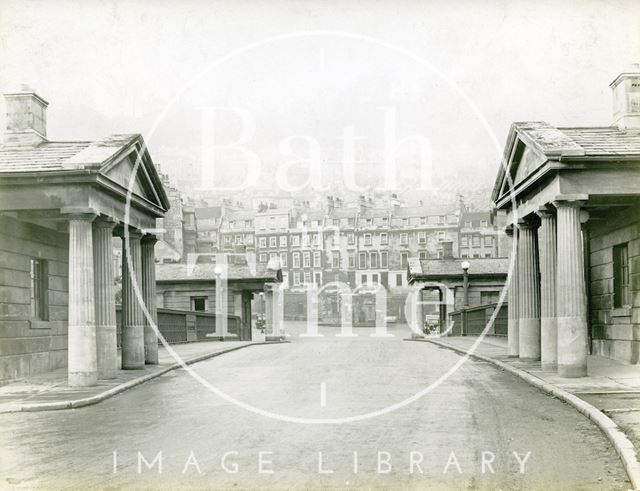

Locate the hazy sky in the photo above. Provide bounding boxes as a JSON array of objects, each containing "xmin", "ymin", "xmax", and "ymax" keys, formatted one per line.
[{"xmin": 1, "ymin": 0, "xmax": 639, "ymax": 197}]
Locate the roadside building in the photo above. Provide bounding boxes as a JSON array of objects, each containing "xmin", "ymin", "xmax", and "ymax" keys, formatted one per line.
[
  {"xmin": 0, "ymin": 88, "xmax": 169, "ymax": 385},
  {"xmin": 155, "ymin": 257, "xmax": 283, "ymax": 341},
  {"xmin": 408, "ymin": 257, "xmax": 509, "ymax": 335},
  {"xmin": 491, "ymin": 68, "xmax": 640, "ymax": 375}
]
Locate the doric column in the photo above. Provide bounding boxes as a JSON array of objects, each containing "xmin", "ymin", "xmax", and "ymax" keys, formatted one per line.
[
  {"xmin": 506, "ymin": 226, "xmax": 519, "ymax": 356},
  {"xmin": 536, "ymin": 208, "xmax": 558, "ymax": 370},
  {"xmin": 141, "ymin": 235, "xmax": 158, "ymax": 364},
  {"xmin": 554, "ymin": 199, "xmax": 588, "ymax": 377},
  {"xmin": 93, "ymin": 218, "xmax": 118, "ymax": 379},
  {"xmin": 121, "ymin": 230, "xmax": 145, "ymax": 369},
  {"xmin": 64, "ymin": 209, "xmax": 98, "ymax": 386},
  {"xmin": 517, "ymin": 220, "xmax": 541, "ymax": 360}
]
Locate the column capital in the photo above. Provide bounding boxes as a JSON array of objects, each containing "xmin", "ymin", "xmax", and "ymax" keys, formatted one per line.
[
  {"xmin": 516, "ymin": 219, "xmax": 537, "ymax": 230},
  {"xmin": 553, "ymin": 194, "xmax": 588, "ymax": 208},
  {"xmin": 61, "ymin": 207, "xmax": 98, "ymax": 221},
  {"xmin": 93, "ymin": 216, "xmax": 118, "ymax": 230},
  {"xmin": 141, "ymin": 233, "xmax": 159, "ymax": 244},
  {"xmin": 113, "ymin": 224, "xmax": 145, "ymax": 239},
  {"xmin": 535, "ymin": 205, "xmax": 556, "ymax": 219}
]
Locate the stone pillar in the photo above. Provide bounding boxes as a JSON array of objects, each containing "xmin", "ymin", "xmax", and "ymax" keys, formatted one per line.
[
  {"xmin": 273, "ymin": 284, "xmax": 284, "ymax": 337},
  {"xmin": 141, "ymin": 235, "xmax": 158, "ymax": 364},
  {"xmin": 65, "ymin": 210, "xmax": 98, "ymax": 386},
  {"xmin": 215, "ymin": 271, "xmax": 229, "ymax": 338},
  {"xmin": 554, "ymin": 200, "xmax": 588, "ymax": 377},
  {"xmin": 93, "ymin": 218, "xmax": 117, "ymax": 379},
  {"xmin": 537, "ymin": 208, "xmax": 558, "ymax": 370},
  {"xmin": 121, "ymin": 230, "xmax": 145, "ymax": 369},
  {"xmin": 517, "ymin": 221, "xmax": 541, "ymax": 360},
  {"xmin": 264, "ymin": 287, "xmax": 274, "ymax": 337},
  {"xmin": 506, "ymin": 227, "xmax": 519, "ymax": 356}
]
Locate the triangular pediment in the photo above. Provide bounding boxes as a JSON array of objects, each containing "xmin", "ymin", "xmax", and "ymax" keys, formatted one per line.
[
  {"xmin": 492, "ymin": 122, "xmax": 586, "ymax": 204},
  {"xmin": 100, "ymin": 136, "xmax": 169, "ymax": 211},
  {"xmin": 105, "ymin": 155, "xmax": 152, "ymax": 200}
]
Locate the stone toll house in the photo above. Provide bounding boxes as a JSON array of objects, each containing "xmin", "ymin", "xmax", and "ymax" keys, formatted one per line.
[
  {"xmin": 492, "ymin": 68, "xmax": 640, "ymax": 376},
  {"xmin": 0, "ymin": 87, "xmax": 170, "ymax": 386}
]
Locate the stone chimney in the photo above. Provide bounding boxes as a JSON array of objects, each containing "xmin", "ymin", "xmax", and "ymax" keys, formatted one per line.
[
  {"xmin": 610, "ymin": 65, "xmax": 640, "ymax": 130},
  {"xmin": 326, "ymin": 195, "xmax": 335, "ymax": 213},
  {"xmin": 390, "ymin": 193, "xmax": 401, "ymax": 213},
  {"xmin": 3, "ymin": 85, "xmax": 49, "ymax": 146},
  {"xmin": 358, "ymin": 195, "xmax": 367, "ymax": 213}
]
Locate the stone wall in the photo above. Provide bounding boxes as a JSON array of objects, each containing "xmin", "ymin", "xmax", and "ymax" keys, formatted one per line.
[
  {"xmin": 589, "ymin": 210, "xmax": 640, "ymax": 364},
  {"xmin": 0, "ymin": 215, "xmax": 69, "ymax": 382}
]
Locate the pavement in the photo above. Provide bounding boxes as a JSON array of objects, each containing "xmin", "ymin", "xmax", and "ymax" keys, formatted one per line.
[
  {"xmin": 414, "ymin": 334, "xmax": 640, "ymax": 488},
  {"xmin": 0, "ymin": 340, "xmax": 260, "ymax": 413},
  {"xmin": 0, "ymin": 322, "xmax": 631, "ymax": 489}
]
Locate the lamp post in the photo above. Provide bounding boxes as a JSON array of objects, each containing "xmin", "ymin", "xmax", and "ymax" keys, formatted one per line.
[
  {"xmin": 461, "ymin": 260, "xmax": 470, "ymax": 336},
  {"xmin": 461, "ymin": 260, "xmax": 470, "ymax": 308}
]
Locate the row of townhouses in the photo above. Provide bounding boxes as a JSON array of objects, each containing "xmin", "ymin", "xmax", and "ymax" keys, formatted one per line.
[
  {"xmin": 157, "ymin": 192, "xmax": 503, "ymax": 290},
  {"xmin": 152, "ymin": 188, "xmax": 504, "ymax": 322}
]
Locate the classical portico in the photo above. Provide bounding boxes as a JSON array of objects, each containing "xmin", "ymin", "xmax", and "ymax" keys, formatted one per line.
[
  {"xmin": 0, "ymin": 88, "xmax": 170, "ymax": 386},
  {"xmin": 492, "ymin": 118, "xmax": 640, "ymax": 375}
]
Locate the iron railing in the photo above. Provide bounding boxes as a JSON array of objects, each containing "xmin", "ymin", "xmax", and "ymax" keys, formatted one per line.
[
  {"xmin": 116, "ymin": 306, "xmax": 240, "ymax": 346},
  {"xmin": 448, "ymin": 302, "xmax": 508, "ymax": 336}
]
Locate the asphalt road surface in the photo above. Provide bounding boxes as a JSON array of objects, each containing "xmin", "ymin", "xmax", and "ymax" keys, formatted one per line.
[{"xmin": 0, "ymin": 322, "xmax": 630, "ymax": 490}]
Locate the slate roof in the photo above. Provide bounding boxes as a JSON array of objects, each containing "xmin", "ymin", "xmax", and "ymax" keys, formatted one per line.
[
  {"xmin": 358, "ymin": 207, "xmax": 390, "ymax": 218},
  {"xmin": 156, "ymin": 257, "xmax": 282, "ymax": 283},
  {"xmin": 225, "ymin": 209, "xmax": 256, "ymax": 221},
  {"xmin": 393, "ymin": 205, "xmax": 457, "ymax": 218},
  {"xmin": 195, "ymin": 206, "xmax": 222, "ymax": 219},
  {"xmin": 492, "ymin": 122, "xmax": 640, "ymax": 203},
  {"xmin": 329, "ymin": 207, "xmax": 358, "ymax": 219},
  {"xmin": 0, "ymin": 134, "xmax": 139, "ymax": 173},
  {"xmin": 507, "ymin": 122, "xmax": 640, "ymax": 160},
  {"xmin": 557, "ymin": 127, "xmax": 640, "ymax": 156},
  {"xmin": 408, "ymin": 257, "xmax": 510, "ymax": 281}
]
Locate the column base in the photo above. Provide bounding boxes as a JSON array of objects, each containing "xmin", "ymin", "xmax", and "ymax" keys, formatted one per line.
[
  {"xmin": 144, "ymin": 346, "xmax": 159, "ymax": 365},
  {"xmin": 97, "ymin": 324, "xmax": 118, "ymax": 380},
  {"xmin": 558, "ymin": 363, "xmax": 587, "ymax": 378},
  {"xmin": 557, "ymin": 315, "xmax": 588, "ymax": 378},
  {"xmin": 69, "ymin": 371, "xmax": 97, "ymax": 387},
  {"xmin": 507, "ymin": 320, "xmax": 519, "ymax": 357},
  {"xmin": 122, "ymin": 325, "xmax": 145, "ymax": 369},
  {"xmin": 518, "ymin": 317, "xmax": 541, "ymax": 361},
  {"xmin": 98, "ymin": 369, "xmax": 118, "ymax": 380},
  {"xmin": 541, "ymin": 363, "xmax": 557, "ymax": 371},
  {"xmin": 540, "ymin": 317, "xmax": 558, "ymax": 370}
]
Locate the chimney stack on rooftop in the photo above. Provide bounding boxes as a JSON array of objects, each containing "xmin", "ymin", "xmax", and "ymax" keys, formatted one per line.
[
  {"xmin": 326, "ymin": 195, "xmax": 335, "ymax": 213},
  {"xmin": 3, "ymin": 85, "xmax": 49, "ymax": 146},
  {"xmin": 611, "ymin": 64, "xmax": 640, "ymax": 130}
]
